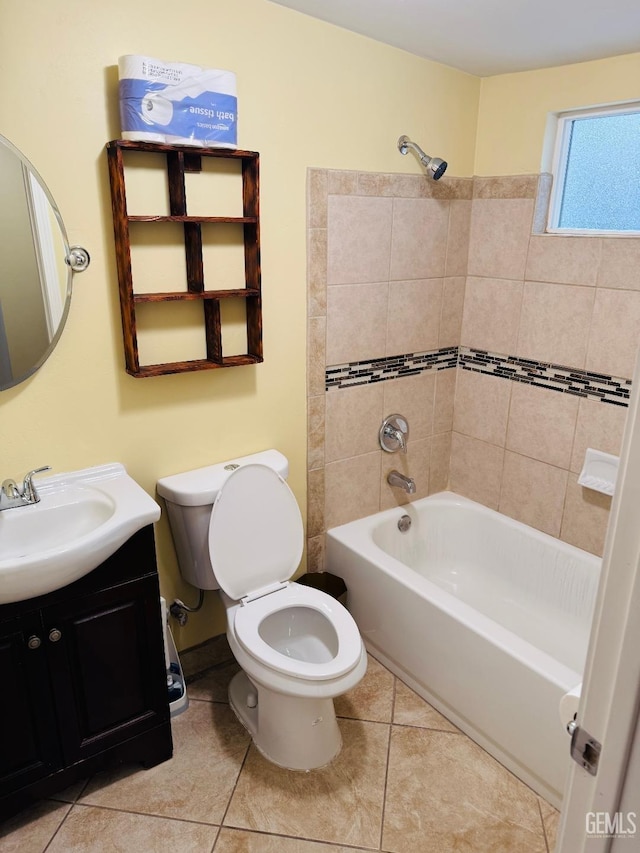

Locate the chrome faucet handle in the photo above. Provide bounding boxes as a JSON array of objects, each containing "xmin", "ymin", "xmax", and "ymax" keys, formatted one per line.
[
  {"xmin": 22, "ymin": 466, "xmax": 52, "ymax": 503},
  {"xmin": 386, "ymin": 425, "xmax": 407, "ymax": 452},
  {"xmin": 2, "ymin": 479, "xmax": 20, "ymax": 499},
  {"xmin": 380, "ymin": 414, "xmax": 409, "ymax": 454}
]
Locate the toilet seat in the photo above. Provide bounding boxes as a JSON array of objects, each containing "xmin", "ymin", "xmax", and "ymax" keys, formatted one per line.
[
  {"xmin": 208, "ymin": 464, "xmax": 304, "ymax": 601},
  {"xmin": 233, "ymin": 583, "xmax": 362, "ymax": 680},
  {"xmin": 209, "ymin": 464, "xmax": 362, "ymax": 682}
]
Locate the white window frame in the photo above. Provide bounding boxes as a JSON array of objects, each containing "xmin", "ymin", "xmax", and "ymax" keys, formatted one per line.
[{"xmin": 547, "ymin": 101, "xmax": 640, "ymax": 237}]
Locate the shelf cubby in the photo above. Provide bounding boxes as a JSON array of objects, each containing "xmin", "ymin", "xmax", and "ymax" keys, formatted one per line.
[{"xmin": 106, "ymin": 140, "xmax": 263, "ymax": 377}]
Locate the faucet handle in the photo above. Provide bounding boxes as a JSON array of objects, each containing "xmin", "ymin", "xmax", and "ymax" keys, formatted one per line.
[
  {"xmin": 379, "ymin": 414, "xmax": 409, "ymax": 454},
  {"xmin": 2, "ymin": 479, "xmax": 20, "ymax": 499},
  {"xmin": 22, "ymin": 466, "xmax": 52, "ymax": 503}
]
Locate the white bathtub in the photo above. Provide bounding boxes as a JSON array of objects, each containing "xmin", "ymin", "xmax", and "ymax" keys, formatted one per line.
[{"xmin": 326, "ymin": 491, "xmax": 601, "ymax": 807}]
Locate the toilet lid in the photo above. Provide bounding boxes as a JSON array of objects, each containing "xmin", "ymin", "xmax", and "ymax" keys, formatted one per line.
[{"xmin": 208, "ymin": 464, "xmax": 304, "ymax": 601}]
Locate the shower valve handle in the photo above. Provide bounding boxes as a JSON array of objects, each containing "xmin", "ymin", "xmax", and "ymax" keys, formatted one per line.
[{"xmin": 379, "ymin": 414, "xmax": 409, "ymax": 453}]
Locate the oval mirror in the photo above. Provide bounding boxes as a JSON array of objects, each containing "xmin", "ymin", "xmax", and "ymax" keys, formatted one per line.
[{"xmin": 0, "ymin": 134, "xmax": 89, "ymax": 391}]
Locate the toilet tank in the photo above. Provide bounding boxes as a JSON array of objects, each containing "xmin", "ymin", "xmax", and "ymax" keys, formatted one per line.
[{"xmin": 156, "ymin": 449, "xmax": 289, "ymax": 590}]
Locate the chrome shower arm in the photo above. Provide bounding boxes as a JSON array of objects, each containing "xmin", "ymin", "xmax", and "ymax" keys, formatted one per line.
[
  {"xmin": 397, "ymin": 134, "xmax": 448, "ymax": 181},
  {"xmin": 398, "ymin": 135, "xmax": 428, "ymax": 163}
]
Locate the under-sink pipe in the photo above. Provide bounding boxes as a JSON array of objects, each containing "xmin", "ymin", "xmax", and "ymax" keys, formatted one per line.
[{"xmin": 170, "ymin": 589, "xmax": 205, "ymax": 626}]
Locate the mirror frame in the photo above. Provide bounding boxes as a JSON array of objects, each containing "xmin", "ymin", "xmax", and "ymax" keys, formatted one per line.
[{"xmin": 0, "ymin": 133, "xmax": 90, "ymax": 391}]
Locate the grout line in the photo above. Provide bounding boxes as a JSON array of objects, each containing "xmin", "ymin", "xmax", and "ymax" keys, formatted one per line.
[
  {"xmin": 47, "ymin": 774, "xmax": 92, "ymax": 808},
  {"xmin": 377, "ymin": 720, "xmax": 394, "ymax": 852},
  {"xmin": 209, "ymin": 823, "xmax": 222, "ymax": 853},
  {"xmin": 558, "ymin": 464, "xmax": 572, "ymax": 544},
  {"xmin": 497, "ymin": 374, "xmax": 514, "ymax": 512},
  {"xmin": 42, "ymin": 800, "xmax": 228, "ymax": 853},
  {"xmin": 184, "ymin": 657, "xmax": 236, "ymax": 686},
  {"xmin": 443, "ymin": 203, "xmax": 453, "ymax": 281},
  {"xmin": 391, "ymin": 720, "xmax": 463, "ymax": 735},
  {"xmin": 375, "ymin": 678, "xmax": 400, "ymax": 851},
  {"xmin": 218, "ymin": 738, "xmax": 252, "ymax": 831},
  {"xmin": 390, "ymin": 671, "xmax": 398, "ymax": 724},
  {"xmin": 51, "ymin": 799, "xmax": 226, "ymax": 827},
  {"xmin": 185, "ymin": 657, "xmax": 236, "ymax": 673},
  {"xmin": 41, "ymin": 774, "xmax": 94, "ymax": 851},
  {"xmin": 496, "ymin": 441, "xmax": 508, "ymax": 515},
  {"xmin": 214, "ymin": 825, "xmax": 382, "ymax": 851},
  {"xmin": 189, "ymin": 695, "xmax": 231, "ymax": 706},
  {"xmin": 41, "ymin": 801, "xmax": 74, "ymax": 853},
  {"xmin": 537, "ymin": 797, "xmax": 552, "ymax": 853}
]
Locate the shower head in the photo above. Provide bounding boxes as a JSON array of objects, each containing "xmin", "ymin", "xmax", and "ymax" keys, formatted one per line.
[{"xmin": 398, "ymin": 135, "xmax": 447, "ymax": 181}]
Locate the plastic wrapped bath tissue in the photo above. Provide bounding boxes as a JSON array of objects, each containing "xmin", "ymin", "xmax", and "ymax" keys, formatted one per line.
[
  {"xmin": 118, "ymin": 55, "xmax": 237, "ymax": 148},
  {"xmin": 559, "ymin": 683, "xmax": 582, "ymax": 730}
]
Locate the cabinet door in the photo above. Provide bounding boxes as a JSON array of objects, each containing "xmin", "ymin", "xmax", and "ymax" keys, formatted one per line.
[
  {"xmin": 44, "ymin": 576, "xmax": 170, "ymax": 764},
  {"xmin": 0, "ymin": 614, "xmax": 61, "ymax": 796}
]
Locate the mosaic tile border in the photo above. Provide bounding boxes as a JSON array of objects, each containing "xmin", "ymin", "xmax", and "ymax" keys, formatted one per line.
[
  {"xmin": 326, "ymin": 346, "xmax": 632, "ymax": 407},
  {"xmin": 459, "ymin": 347, "xmax": 631, "ymax": 407},
  {"xmin": 326, "ymin": 347, "xmax": 458, "ymax": 389}
]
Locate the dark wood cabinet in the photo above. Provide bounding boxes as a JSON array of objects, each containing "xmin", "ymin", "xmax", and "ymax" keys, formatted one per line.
[
  {"xmin": 0, "ymin": 616, "xmax": 61, "ymax": 796},
  {"xmin": 0, "ymin": 526, "xmax": 172, "ymax": 818}
]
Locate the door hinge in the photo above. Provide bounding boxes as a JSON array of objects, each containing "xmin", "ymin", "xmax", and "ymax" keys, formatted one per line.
[{"xmin": 569, "ymin": 722, "xmax": 601, "ymax": 776}]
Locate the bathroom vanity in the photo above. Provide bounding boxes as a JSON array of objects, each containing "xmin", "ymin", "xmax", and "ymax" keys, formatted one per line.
[{"xmin": 0, "ymin": 525, "xmax": 172, "ymax": 817}]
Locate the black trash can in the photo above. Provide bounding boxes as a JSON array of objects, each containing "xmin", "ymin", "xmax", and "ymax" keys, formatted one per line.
[{"xmin": 295, "ymin": 571, "xmax": 348, "ymax": 607}]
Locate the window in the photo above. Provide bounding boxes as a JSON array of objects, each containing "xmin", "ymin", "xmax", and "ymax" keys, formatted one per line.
[{"xmin": 548, "ymin": 104, "xmax": 640, "ymax": 234}]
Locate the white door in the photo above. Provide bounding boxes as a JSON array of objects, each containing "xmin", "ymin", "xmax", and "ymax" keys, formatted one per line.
[{"xmin": 557, "ymin": 349, "xmax": 640, "ymax": 852}]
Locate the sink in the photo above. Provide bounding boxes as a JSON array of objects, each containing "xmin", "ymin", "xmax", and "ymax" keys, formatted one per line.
[
  {"xmin": 1, "ymin": 488, "xmax": 115, "ymax": 559},
  {"xmin": 0, "ymin": 463, "xmax": 160, "ymax": 604}
]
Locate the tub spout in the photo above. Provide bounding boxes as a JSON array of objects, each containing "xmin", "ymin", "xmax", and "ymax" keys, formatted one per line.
[{"xmin": 387, "ymin": 470, "xmax": 416, "ymax": 494}]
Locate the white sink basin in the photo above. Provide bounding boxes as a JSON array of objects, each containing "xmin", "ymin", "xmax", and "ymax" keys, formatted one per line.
[{"xmin": 0, "ymin": 463, "xmax": 160, "ymax": 604}]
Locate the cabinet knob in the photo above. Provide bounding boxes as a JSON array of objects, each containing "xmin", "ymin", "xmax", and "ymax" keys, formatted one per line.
[
  {"xmin": 27, "ymin": 635, "xmax": 41, "ymax": 650},
  {"xmin": 48, "ymin": 628, "xmax": 62, "ymax": 643}
]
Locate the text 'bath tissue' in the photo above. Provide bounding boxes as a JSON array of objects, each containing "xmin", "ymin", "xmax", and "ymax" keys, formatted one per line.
[{"xmin": 118, "ymin": 55, "xmax": 237, "ymax": 149}]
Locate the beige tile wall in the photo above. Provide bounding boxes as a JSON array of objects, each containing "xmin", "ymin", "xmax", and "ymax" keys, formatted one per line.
[
  {"xmin": 453, "ymin": 176, "xmax": 633, "ymax": 555},
  {"xmin": 307, "ymin": 170, "xmax": 636, "ymax": 565},
  {"xmin": 307, "ymin": 169, "xmax": 471, "ymax": 570}
]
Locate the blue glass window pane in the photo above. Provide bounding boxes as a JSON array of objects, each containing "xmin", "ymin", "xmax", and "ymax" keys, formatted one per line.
[{"xmin": 558, "ymin": 113, "xmax": 640, "ymax": 231}]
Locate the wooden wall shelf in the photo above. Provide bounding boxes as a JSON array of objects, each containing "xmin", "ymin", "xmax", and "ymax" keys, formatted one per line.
[{"xmin": 106, "ymin": 140, "xmax": 263, "ymax": 377}]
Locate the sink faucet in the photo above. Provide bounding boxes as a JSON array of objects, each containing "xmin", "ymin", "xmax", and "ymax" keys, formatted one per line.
[
  {"xmin": 0, "ymin": 466, "xmax": 51, "ymax": 511},
  {"xmin": 387, "ymin": 470, "xmax": 416, "ymax": 494}
]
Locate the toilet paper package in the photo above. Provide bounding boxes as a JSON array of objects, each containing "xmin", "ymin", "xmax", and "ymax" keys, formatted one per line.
[{"xmin": 118, "ymin": 55, "xmax": 237, "ymax": 148}]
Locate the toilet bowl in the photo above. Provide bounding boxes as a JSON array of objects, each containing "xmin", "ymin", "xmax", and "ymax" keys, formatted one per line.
[{"xmin": 156, "ymin": 450, "xmax": 367, "ymax": 770}]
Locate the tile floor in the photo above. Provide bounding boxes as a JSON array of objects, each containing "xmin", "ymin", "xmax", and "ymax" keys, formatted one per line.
[{"xmin": 1, "ymin": 637, "xmax": 560, "ymax": 853}]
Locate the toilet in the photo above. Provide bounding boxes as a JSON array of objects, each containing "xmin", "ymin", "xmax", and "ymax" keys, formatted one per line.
[{"xmin": 156, "ymin": 449, "xmax": 367, "ymax": 770}]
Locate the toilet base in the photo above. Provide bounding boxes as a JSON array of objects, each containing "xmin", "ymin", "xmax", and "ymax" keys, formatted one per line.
[{"xmin": 228, "ymin": 670, "xmax": 342, "ymax": 771}]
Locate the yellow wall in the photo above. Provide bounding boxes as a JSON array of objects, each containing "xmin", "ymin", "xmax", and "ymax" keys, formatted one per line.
[
  {"xmin": 475, "ymin": 51, "xmax": 640, "ymax": 176},
  {"xmin": 0, "ymin": 0, "xmax": 479, "ymax": 647}
]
